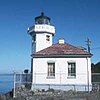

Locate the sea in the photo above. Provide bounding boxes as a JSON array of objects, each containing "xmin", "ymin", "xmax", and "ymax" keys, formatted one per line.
[{"xmin": 0, "ymin": 74, "xmax": 13, "ymax": 95}]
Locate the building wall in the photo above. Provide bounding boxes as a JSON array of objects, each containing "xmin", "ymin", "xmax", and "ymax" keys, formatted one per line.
[
  {"xmin": 32, "ymin": 57, "xmax": 92, "ymax": 91},
  {"xmin": 36, "ymin": 33, "xmax": 53, "ymax": 52}
]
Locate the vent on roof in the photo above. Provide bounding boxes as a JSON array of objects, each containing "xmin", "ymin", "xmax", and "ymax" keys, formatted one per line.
[{"xmin": 59, "ymin": 38, "xmax": 64, "ymax": 44}]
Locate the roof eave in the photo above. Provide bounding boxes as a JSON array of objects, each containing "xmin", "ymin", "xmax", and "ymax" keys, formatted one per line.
[{"xmin": 31, "ymin": 54, "xmax": 92, "ymax": 58}]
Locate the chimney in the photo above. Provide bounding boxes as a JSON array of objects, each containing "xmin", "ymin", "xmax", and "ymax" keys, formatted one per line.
[{"xmin": 59, "ymin": 38, "xmax": 65, "ymax": 44}]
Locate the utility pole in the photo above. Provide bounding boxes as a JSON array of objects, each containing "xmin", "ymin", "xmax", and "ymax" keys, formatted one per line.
[
  {"xmin": 86, "ymin": 37, "xmax": 91, "ymax": 53},
  {"xmin": 85, "ymin": 37, "xmax": 91, "ymax": 92}
]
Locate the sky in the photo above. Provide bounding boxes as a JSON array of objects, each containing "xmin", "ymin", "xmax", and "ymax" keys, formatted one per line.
[{"xmin": 0, "ymin": 0, "xmax": 100, "ymax": 73}]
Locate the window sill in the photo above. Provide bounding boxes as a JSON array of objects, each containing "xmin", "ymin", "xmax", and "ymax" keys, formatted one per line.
[
  {"xmin": 67, "ymin": 76, "xmax": 76, "ymax": 79},
  {"xmin": 46, "ymin": 76, "xmax": 55, "ymax": 79}
]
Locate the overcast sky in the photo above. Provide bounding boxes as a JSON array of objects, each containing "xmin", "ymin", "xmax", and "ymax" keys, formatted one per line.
[{"xmin": 0, "ymin": 0, "xmax": 100, "ymax": 73}]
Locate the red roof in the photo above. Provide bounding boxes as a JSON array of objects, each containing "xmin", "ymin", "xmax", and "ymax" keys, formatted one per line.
[{"xmin": 32, "ymin": 43, "xmax": 92, "ymax": 57}]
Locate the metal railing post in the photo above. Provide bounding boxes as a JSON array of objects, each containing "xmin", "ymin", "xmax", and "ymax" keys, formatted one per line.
[
  {"xmin": 13, "ymin": 72, "xmax": 16, "ymax": 98},
  {"xmin": 20, "ymin": 72, "xmax": 22, "ymax": 87}
]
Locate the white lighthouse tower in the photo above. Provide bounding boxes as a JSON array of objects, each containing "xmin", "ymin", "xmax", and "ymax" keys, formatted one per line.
[
  {"xmin": 28, "ymin": 12, "xmax": 55, "ymax": 53},
  {"xmin": 28, "ymin": 12, "xmax": 55, "ymax": 73}
]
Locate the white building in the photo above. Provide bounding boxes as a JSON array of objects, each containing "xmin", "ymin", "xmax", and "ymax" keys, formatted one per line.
[{"xmin": 28, "ymin": 12, "xmax": 92, "ymax": 91}]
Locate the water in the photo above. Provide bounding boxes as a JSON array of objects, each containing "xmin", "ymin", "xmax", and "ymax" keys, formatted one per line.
[
  {"xmin": 0, "ymin": 74, "xmax": 13, "ymax": 95},
  {"xmin": 0, "ymin": 73, "xmax": 32, "ymax": 95}
]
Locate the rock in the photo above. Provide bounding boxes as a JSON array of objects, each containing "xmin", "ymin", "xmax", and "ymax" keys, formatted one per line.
[{"xmin": 1, "ymin": 88, "xmax": 100, "ymax": 100}]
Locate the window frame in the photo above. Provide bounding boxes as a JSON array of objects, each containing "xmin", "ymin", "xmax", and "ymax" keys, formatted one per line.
[
  {"xmin": 47, "ymin": 62, "xmax": 55, "ymax": 79},
  {"xmin": 46, "ymin": 35, "xmax": 50, "ymax": 41},
  {"xmin": 67, "ymin": 62, "xmax": 76, "ymax": 78}
]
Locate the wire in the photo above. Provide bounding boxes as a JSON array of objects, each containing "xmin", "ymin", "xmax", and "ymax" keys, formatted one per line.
[{"xmin": 91, "ymin": 47, "xmax": 100, "ymax": 50}]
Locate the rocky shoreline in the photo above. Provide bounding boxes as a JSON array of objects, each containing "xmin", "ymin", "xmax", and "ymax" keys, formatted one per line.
[{"xmin": 0, "ymin": 87, "xmax": 100, "ymax": 100}]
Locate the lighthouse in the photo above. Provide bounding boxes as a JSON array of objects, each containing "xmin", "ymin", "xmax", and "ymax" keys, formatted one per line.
[
  {"xmin": 28, "ymin": 12, "xmax": 55, "ymax": 53},
  {"xmin": 27, "ymin": 12, "xmax": 55, "ymax": 73},
  {"xmin": 27, "ymin": 13, "xmax": 92, "ymax": 91}
]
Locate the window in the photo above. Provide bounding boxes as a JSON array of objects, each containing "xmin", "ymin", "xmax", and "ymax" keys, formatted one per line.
[
  {"xmin": 47, "ymin": 62, "xmax": 55, "ymax": 78},
  {"xmin": 46, "ymin": 35, "xmax": 50, "ymax": 41},
  {"xmin": 38, "ymin": 19, "xmax": 45, "ymax": 24},
  {"xmin": 68, "ymin": 62, "xmax": 76, "ymax": 77}
]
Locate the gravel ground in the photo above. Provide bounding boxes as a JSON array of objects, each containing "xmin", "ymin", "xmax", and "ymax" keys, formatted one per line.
[{"xmin": 0, "ymin": 87, "xmax": 100, "ymax": 100}]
